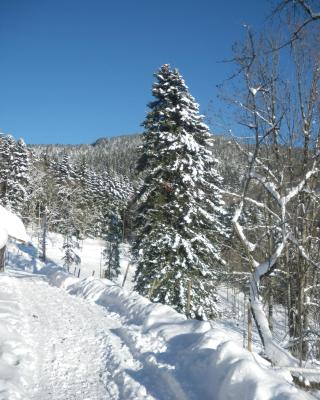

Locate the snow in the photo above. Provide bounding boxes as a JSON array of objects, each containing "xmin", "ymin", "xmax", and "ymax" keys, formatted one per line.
[
  {"xmin": 29, "ymin": 231, "xmax": 133, "ymax": 288},
  {"xmin": 0, "ymin": 227, "xmax": 8, "ymax": 249},
  {"xmin": 249, "ymin": 87, "xmax": 261, "ymax": 96},
  {"xmin": 0, "ymin": 275, "xmax": 34, "ymax": 399},
  {"xmin": 0, "ymin": 235, "xmax": 316, "ymax": 399},
  {"xmin": 0, "ymin": 205, "xmax": 29, "ymax": 245}
]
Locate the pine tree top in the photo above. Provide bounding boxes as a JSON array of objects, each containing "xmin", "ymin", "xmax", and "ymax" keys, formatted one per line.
[{"xmin": 144, "ymin": 64, "xmax": 208, "ymax": 135}]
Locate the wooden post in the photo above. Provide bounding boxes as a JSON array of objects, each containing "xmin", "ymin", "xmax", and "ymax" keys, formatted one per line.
[
  {"xmin": 237, "ymin": 291, "xmax": 240, "ymax": 319},
  {"xmin": 243, "ymin": 294, "xmax": 247, "ymax": 348},
  {"xmin": 0, "ymin": 246, "xmax": 6, "ymax": 272},
  {"xmin": 41, "ymin": 208, "xmax": 47, "ymax": 262},
  {"xmin": 121, "ymin": 263, "xmax": 130, "ymax": 288},
  {"xmin": 247, "ymin": 302, "xmax": 252, "ymax": 352},
  {"xmin": 107, "ymin": 244, "xmax": 113, "ymax": 280},
  {"xmin": 268, "ymin": 292, "xmax": 273, "ymax": 332},
  {"xmin": 77, "ymin": 268, "xmax": 81, "ymax": 278},
  {"xmin": 73, "ymin": 267, "xmax": 77, "ymax": 276},
  {"xmin": 122, "ymin": 210, "xmax": 126, "ymax": 242},
  {"xmin": 186, "ymin": 280, "xmax": 192, "ymax": 318},
  {"xmin": 92, "ymin": 270, "xmax": 95, "ymax": 277},
  {"xmin": 99, "ymin": 249, "xmax": 103, "ymax": 278}
]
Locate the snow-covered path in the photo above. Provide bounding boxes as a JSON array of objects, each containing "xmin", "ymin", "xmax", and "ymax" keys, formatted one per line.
[
  {"xmin": 13, "ymin": 273, "xmax": 118, "ymax": 399},
  {"xmin": 4, "ymin": 270, "xmax": 188, "ymax": 400}
]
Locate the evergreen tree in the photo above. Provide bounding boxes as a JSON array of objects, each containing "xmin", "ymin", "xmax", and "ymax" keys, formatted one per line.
[
  {"xmin": 50, "ymin": 154, "xmax": 81, "ymax": 268},
  {"xmin": 0, "ymin": 135, "xmax": 30, "ymax": 216},
  {"xmin": 0, "ymin": 134, "xmax": 15, "ymax": 207},
  {"xmin": 11, "ymin": 138, "xmax": 31, "ymax": 216},
  {"xmin": 134, "ymin": 64, "xmax": 227, "ymax": 319},
  {"xmin": 103, "ymin": 211, "xmax": 122, "ymax": 280},
  {"xmin": 62, "ymin": 230, "xmax": 81, "ymax": 270}
]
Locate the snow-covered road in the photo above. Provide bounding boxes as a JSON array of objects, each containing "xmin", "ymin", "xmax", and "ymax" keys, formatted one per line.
[
  {"xmin": 3, "ymin": 270, "xmax": 188, "ymax": 400},
  {"xmin": 13, "ymin": 273, "xmax": 120, "ymax": 399}
]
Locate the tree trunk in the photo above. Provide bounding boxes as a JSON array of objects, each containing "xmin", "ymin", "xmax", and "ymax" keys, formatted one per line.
[
  {"xmin": 250, "ymin": 275, "xmax": 298, "ymax": 367},
  {"xmin": 268, "ymin": 292, "xmax": 273, "ymax": 333}
]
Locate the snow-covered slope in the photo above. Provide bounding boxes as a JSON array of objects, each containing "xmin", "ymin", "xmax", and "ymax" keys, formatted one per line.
[
  {"xmin": 29, "ymin": 231, "xmax": 133, "ymax": 287},
  {"xmin": 0, "ymin": 239, "xmax": 316, "ymax": 399}
]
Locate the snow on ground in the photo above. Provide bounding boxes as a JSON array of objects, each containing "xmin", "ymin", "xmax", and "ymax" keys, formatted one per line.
[
  {"xmin": 29, "ymin": 231, "xmax": 134, "ymax": 288},
  {"xmin": 0, "ymin": 205, "xmax": 29, "ymax": 244},
  {"xmin": 0, "ymin": 236, "xmax": 317, "ymax": 399}
]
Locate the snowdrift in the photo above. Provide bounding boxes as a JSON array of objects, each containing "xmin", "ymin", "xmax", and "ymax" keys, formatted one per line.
[
  {"xmin": 42, "ymin": 266, "xmax": 313, "ymax": 400},
  {"xmin": 0, "ymin": 275, "xmax": 34, "ymax": 400},
  {"xmin": 0, "ymin": 205, "xmax": 28, "ymax": 247}
]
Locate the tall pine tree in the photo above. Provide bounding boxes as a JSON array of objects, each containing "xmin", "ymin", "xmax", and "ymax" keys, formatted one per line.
[{"xmin": 134, "ymin": 64, "xmax": 227, "ymax": 320}]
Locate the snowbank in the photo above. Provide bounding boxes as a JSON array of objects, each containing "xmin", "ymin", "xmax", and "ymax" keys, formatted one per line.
[
  {"xmin": 0, "ymin": 275, "xmax": 34, "ymax": 399},
  {"xmin": 0, "ymin": 205, "xmax": 28, "ymax": 247},
  {"xmin": 42, "ymin": 267, "xmax": 313, "ymax": 400}
]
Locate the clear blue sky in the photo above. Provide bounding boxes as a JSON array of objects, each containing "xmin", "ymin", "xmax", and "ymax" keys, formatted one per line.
[{"xmin": 0, "ymin": 0, "xmax": 270, "ymax": 144}]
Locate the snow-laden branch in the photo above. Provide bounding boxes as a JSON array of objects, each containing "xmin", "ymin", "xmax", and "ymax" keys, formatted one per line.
[
  {"xmin": 249, "ymin": 171, "xmax": 281, "ymax": 205},
  {"xmin": 232, "ymin": 139, "xmax": 280, "ymax": 184},
  {"xmin": 223, "ymin": 191, "xmax": 281, "ymax": 221},
  {"xmin": 304, "ymin": 284, "xmax": 320, "ymax": 293},
  {"xmin": 288, "ymin": 234, "xmax": 320, "ymax": 270},
  {"xmin": 234, "ymin": 100, "xmax": 275, "ymax": 127},
  {"xmin": 249, "ymin": 153, "xmax": 279, "ymax": 184},
  {"xmin": 250, "ymin": 164, "xmax": 318, "ymax": 208},
  {"xmin": 252, "ymin": 237, "xmax": 288, "ymax": 287},
  {"xmin": 283, "ymin": 164, "xmax": 318, "ymax": 204},
  {"xmin": 232, "ymin": 201, "xmax": 257, "ymax": 254}
]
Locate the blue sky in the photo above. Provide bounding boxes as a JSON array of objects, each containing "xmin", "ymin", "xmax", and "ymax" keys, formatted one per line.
[{"xmin": 0, "ymin": 0, "xmax": 270, "ymax": 144}]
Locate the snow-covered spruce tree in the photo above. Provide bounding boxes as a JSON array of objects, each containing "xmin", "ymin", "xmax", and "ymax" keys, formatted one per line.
[
  {"xmin": 0, "ymin": 134, "xmax": 14, "ymax": 206},
  {"xmin": 103, "ymin": 211, "xmax": 122, "ymax": 280},
  {"xmin": 62, "ymin": 231, "xmax": 81, "ymax": 270},
  {"xmin": 134, "ymin": 64, "xmax": 227, "ymax": 320},
  {"xmin": 50, "ymin": 154, "xmax": 81, "ymax": 269},
  {"xmin": 0, "ymin": 135, "xmax": 31, "ymax": 216},
  {"xmin": 11, "ymin": 138, "xmax": 31, "ymax": 216}
]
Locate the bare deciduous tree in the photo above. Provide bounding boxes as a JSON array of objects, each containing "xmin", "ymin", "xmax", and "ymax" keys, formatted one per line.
[{"xmin": 223, "ymin": 20, "xmax": 320, "ymax": 366}]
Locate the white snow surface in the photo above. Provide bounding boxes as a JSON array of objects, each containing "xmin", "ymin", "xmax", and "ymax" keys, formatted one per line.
[
  {"xmin": 0, "ymin": 237, "xmax": 316, "ymax": 399},
  {"xmin": 0, "ymin": 205, "xmax": 28, "ymax": 247}
]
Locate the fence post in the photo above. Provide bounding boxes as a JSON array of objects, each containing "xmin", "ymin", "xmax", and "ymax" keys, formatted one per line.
[
  {"xmin": 247, "ymin": 302, "xmax": 252, "ymax": 352},
  {"xmin": 186, "ymin": 280, "xmax": 192, "ymax": 318},
  {"xmin": 243, "ymin": 294, "xmax": 247, "ymax": 348},
  {"xmin": 77, "ymin": 268, "xmax": 81, "ymax": 278},
  {"xmin": 268, "ymin": 292, "xmax": 273, "ymax": 332},
  {"xmin": 99, "ymin": 249, "xmax": 103, "ymax": 278},
  {"xmin": 0, "ymin": 246, "xmax": 5, "ymax": 272},
  {"xmin": 92, "ymin": 270, "xmax": 95, "ymax": 277},
  {"xmin": 122, "ymin": 263, "xmax": 130, "ymax": 288}
]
